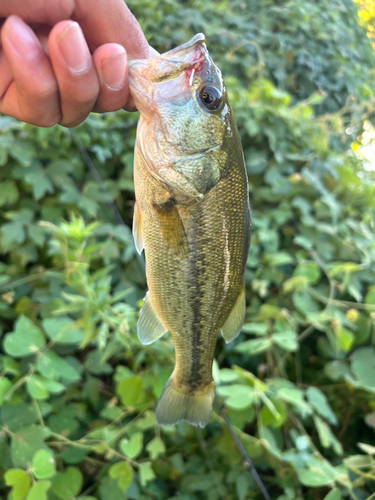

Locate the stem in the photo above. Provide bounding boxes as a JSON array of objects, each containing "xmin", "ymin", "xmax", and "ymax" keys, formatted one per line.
[{"xmin": 214, "ymin": 399, "xmax": 271, "ymax": 500}]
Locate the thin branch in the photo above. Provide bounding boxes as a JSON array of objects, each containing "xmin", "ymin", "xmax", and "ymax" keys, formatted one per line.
[{"xmin": 214, "ymin": 399, "xmax": 271, "ymax": 500}]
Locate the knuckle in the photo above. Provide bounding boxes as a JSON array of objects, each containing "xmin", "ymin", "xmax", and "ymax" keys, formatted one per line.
[
  {"xmin": 59, "ymin": 112, "xmax": 90, "ymax": 128},
  {"xmin": 24, "ymin": 110, "xmax": 61, "ymax": 128}
]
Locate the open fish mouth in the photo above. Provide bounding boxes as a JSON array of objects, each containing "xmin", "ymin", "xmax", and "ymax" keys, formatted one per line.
[
  {"xmin": 128, "ymin": 33, "xmax": 209, "ymax": 85},
  {"xmin": 159, "ymin": 33, "xmax": 206, "ymax": 60}
]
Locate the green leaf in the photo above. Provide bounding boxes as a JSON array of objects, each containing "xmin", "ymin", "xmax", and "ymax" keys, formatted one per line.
[
  {"xmin": 314, "ymin": 416, "xmax": 343, "ymax": 455},
  {"xmin": 51, "ymin": 467, "xmax": 83, "ymax": 500},
  {"xmin": 3, "ymin": 357, "xmax": 21, "ymax": 376},
  {"xmin": 217, "ymin": 369, "xmax": 240, "ymax": 383},
  {"xmin": 260, "ymin": 399, "xmax": 287, "ymax": 428},
  {"xmin": 1, "ymin": 402, "xmax": 39, "ymax": 431},
  {"xmin": 28, "ymin": 224, "xmax": 46, "ymax": 247},
  {"xmin": 11, "ymin": 425, "xmax": 49, "ymax": 468},
  {"xmin": 277, "ymin": 388, "xmax": 312, "ymax": 416},
  {"xmin": 323, "ymin": 489, "xmax": 341, "ymax": 500},
  {"xmin": 109, "ymin": 462, "xmax": 133, "ymax": 491},
  {"xmin": 307, "ymin": 387, "xmax": 337, "ymax": 424},
  {"xmin": 241, "ymin": 323, "xmax": 268, "ymax": 335},
  {"xmin": 61, "ymin": 447, "xmax": 89, "ymax": 465},
  {"xmin": 216, "ymin": 384, "xmax": 255, "ymax": 409},
  {"xmin": 357, "ymin": 442, "xmax": 375, "ymax": 455},
  {"xmin": 344, "ymin": 454, "xmax": 372, "ymax": 468},
  {"xmin": 120, "ymin": 432, "xmax": 143, "ymax": 459},
  {"xmin": 292, "ymin": 290, "xmax": 320, "ymax": 314},
  {"xmin": 146, "ymin": 437, "xmax": 166, "ymax": 459},
  {"xmin": 234, "ymin": 337, "xmax": 272, "ymax": 355},
  {"xmin": 26, "ymin": 481, "xmax": 51, "ymax": 500},
  {"xmin": 4, "ymin": 469, "xmax": 31, "ymax": 500},
  {"xmin": 236, "ymin": 474, "xmax": 248, "ymax": 500},
  {"xmin": 10, "ymin": 140, "xmax": 36, "ymax": 166},
  {"xmin": 27, "ymin": 375, "xmax": 65, "ymax": 400},
  {"xmin": 4, "ymin": 316, "xmax": 45, "ymax": 357},
  {"xmin": 272, "ymin": 331, "xmax": 298, "ymax": 352},
  {"xmin": 0, "ymin": 376, "xmax": 12, "ymax": 404},
  {"xmin": 21, "ymin": 163, "xmax": 54, "ymax": 200},
  {"xmin": 84, "ymin": 351, "xmax": 113, "ymax": 375},
  {"xmin": 0, "ymin": 221, "xmax": 25, "ymax": 250},
  {"xmin": 297, "ymin": 464, "xmax": 335, "ymax": 487},
  {"xmin": 283, "ymin": 275, "xmax": 309, "ymax": 293},
  {"xmin": 0, "ymin": 181, "xmax": 19, "ymax": 207},
  {"xmin": 365, "ymin": 286, "xmax": 375, "ymax": 305},
  {"xmin": 116, "ymin": 375, "xmax": 144, "ymax": 407},
  {"xmin": 42, "ymin": 317, "xmax": 83, "ymax": 344},
  {"xmin": 350, "ymin": 348, "xmax": 375, "ymax": 389},
  {"xmin": 334, "ymin": 327, "xmax": 354, "ymax": 352},
  {"xmin": 31, "ymin": 449, "xmax": 56, "ymax": 479},
  {"xmin": 293, "ymin": 262, "xmax": 320, "ymax": 285},
  {"xmin": 139, "ymin": 462, "xmax": 155, "ymax": 486},
  {"xmin": 98, "ymin": 477, "xmax": 124, "ymax": 500},
  {"xmin": 37, "ymin": 351, "xmax": 81, "ymax": 382}
]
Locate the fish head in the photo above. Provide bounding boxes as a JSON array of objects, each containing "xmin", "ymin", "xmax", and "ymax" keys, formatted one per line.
[{"xmin": 128, "ymin": 34, "xmax": 234, "ymax": 196}]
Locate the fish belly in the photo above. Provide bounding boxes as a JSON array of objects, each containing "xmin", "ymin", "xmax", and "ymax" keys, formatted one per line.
[{"xmin": 134, "ymin": 139, "xmax": 250, "ymax": 426}]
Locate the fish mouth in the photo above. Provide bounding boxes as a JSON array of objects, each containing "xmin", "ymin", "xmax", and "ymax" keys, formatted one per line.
[
  {"xmin": 159, "ymin": 33, "xmax": 206, "ymax": 60},
  {"xmin": 128, "ymin": 33, "xmax": 205, "ymax": 67},
  {"xmin": 128, "ymin": 34, "xmax": 208, "ymax": 85}
]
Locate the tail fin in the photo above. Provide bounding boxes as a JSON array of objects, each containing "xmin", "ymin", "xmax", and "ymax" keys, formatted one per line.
[{"xmin": 155, "ymin": 376, "xmax": 215, "ymax": 428}]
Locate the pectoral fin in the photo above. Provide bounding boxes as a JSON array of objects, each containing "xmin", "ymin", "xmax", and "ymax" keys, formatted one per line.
[
  {"xmin": 220, "ymin": 287, "xmax": 246, "ymax": 343},
  {"xmin": 153, "ymin": 198, "xmax": 188, "ymax": 256},
  {"xmin": 137, "ymin": 292, "xmax": 168, "ymax": 345},
  {"xmin": 133, "ymin": 201, "xmax": 144, "ymax": 254}
]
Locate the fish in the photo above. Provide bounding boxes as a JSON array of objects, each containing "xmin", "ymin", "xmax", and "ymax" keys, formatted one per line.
[{"xmin": 128, "ymin": 33, "xmax": 251, "ymax": 428}]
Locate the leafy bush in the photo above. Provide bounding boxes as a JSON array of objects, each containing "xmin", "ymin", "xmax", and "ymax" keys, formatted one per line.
[{"xmin": 1, "ymin": 1, "xmax": 375, "ymax": 499}]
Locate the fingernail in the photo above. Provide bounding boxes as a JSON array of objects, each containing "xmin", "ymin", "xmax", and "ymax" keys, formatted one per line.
[
  {"xmin": 5, "ymin": 16, "xmax": 40, "ymax": 61},
  {"xmin": 101, "ymin": 51, "xmax": 127, "ymax": 90},
  {"xmin": 57, "ymin": 22, "xmax": 90, "ymax": 73}
]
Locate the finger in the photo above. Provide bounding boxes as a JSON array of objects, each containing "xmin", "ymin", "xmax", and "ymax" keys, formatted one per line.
[
  {"xmin": 0, "ymin": 15, "xmax": 60, "ymax": 126},
  {"xmin": 0, "ymin": 0, "xmax": 75, "ymax": 25},
  {"xmin": 48, "ymin": 20, "xmax": 100, "ymax": 127},
  {"xmin": 0, "ymin": 0, "xmax": 150, "ymax": 59},
  {"xmin": 92, "ymin": 43, "xmax": 128, "ymax": 113},
  {"xmin": 74, "ymin": 0, "xmax": 149, "ymax": 59}
]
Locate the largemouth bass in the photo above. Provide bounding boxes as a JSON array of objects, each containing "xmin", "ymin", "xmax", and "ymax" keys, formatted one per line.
[{"xmin": 128, "ymin": 33, "xmax": 251, "ymax": 427}]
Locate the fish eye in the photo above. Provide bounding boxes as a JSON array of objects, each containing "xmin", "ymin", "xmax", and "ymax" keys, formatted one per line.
[{"xmin": 198, "ymin": 85, "xmax": 222, "ymax": 111}]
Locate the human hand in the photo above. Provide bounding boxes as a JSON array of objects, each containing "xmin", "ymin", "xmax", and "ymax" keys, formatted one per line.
[{"xmin": 0, "ymin": 0, "xmax": 151, "ymax": 127}]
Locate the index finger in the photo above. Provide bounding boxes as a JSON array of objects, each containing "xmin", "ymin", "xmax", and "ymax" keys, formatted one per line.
[{"xmin": 0, "ymin": 0, "xmax": 149, "ymax": 58}]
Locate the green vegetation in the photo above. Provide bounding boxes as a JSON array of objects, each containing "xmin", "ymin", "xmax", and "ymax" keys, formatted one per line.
[{"xmin": 1, "ymin": 0, "xmax": 375, "ymax": 498}]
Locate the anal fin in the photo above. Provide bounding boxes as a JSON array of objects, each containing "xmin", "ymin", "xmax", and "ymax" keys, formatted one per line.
[
  {"xmin": 137, "ymin": 292, "xmax": 168, "ymax": 345},
  {"xmin": 220, "ymin": 287, "xmax": 246, "ymax": 343},
  {"xmin": 133, "ymin": 201, "xmax": 144, "ymax": 254}
]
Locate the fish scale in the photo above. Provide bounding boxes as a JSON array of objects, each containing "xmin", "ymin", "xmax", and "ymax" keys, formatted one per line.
[{"xmin": 129, "ymin": 33, "xmax": 251, "ymax": 427}]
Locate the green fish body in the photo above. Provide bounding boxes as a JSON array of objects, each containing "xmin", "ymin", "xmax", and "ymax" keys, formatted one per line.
[{"xmin": 128, "ymin": 34, "xmax": 251, "ymax": 427}]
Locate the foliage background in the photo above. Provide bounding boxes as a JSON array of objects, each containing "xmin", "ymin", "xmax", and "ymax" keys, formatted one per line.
[{"xmin": 0, "ymin": 0, "xmax": 375, "ymax": 499}]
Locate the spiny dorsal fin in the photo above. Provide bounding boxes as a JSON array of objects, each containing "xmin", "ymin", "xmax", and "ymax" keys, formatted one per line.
[
  {"xmin": 220, "ymin": 286, "xmax": 246, "ymax": 343},
  {"xmin": 137, "ymin": 292, "xmax": 168, "ymax": 345},
  {"xmin": 133, "ymin": 201, "xmax": 144, "ymax": 254}
]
